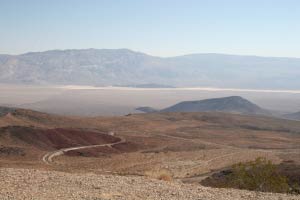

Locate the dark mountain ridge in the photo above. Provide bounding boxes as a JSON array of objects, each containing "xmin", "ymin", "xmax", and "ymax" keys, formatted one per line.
[
  {"xmin": 0, "ymin": 107, "xmax": 16, "ymax": 117},
  {"xmin": 283, "ymin": 112, "xmax": 300, "ymax": 121},
  {"xmin": 160, "ymin": 96, "xmax": 271, "ymax": 116},
  {"xmin": 136, "ymin": 107, "xmax": 158, "ymax": 113}
]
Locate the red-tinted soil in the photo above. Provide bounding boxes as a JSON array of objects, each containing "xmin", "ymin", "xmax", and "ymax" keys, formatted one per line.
[{"xmin": 0, "ymin": 126, "xmax": 120, "ymax": 150}]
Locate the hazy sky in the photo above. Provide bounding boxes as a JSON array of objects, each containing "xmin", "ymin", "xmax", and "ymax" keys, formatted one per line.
[{"xmin": 1, "ymin": 0, "xmax": 300, "ymax": 57}]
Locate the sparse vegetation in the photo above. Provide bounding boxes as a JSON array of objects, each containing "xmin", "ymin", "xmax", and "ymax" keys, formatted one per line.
[
  {"xmin": 202, "ymin": 157, "xmax": 300, "ymax": 194},
  {"xmin": 229, "ymin": 157, "xmax": 290, "ymax": 193},
  {"xmin": 145, "ymin": 168, "xmax": 173, "ymax": 181}
]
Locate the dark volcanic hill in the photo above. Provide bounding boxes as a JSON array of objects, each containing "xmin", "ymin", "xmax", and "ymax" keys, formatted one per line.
[
  {"xmin": 283, "ymin": 112, "xmax": 300, "ymax": 121},
  {"xmin": 0, "ymin": 107, "xmax": 16, "ymax": 117},
  {"xmin": 136, "ymin": 107, "xmax": 158, "ymax": 113},
  {"xmin": 1, "ymin": 49, "xmax": 300, "ymax": 89},
  {"xmin": 160, "ymin": 96, "xmax": 271, "ymax": 116}
]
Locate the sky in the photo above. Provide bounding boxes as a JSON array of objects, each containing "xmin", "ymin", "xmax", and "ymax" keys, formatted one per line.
[{"xmin": 0, "ymin": 0, "xmax": 300, "ymax": 57}]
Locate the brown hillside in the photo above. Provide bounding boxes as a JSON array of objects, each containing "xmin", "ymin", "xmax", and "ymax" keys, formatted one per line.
[{"xmin": 0, "ymin": 126, "xmax": 119, "ymax": 150}]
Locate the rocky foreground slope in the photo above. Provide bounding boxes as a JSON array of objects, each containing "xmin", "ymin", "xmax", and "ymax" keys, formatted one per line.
[{"xmin": 0, "ymin": 168, "xmax": 298, "ymax": 200}]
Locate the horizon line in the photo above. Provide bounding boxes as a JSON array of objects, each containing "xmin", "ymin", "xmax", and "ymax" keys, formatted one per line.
[
  {"xmin": 1, "ymin": 48, "xmax": 300, "ymax": 59},
  {"xmin": 57, "ymin": 85, "xmax": 300, "ymax": 94}
]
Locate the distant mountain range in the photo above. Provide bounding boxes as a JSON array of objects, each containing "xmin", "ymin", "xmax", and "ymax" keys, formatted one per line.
[
  {"xmin": 137, "ymin": 96, "xmax": 272, "ymax": 116},
  {"xmin": 116, "ymin": 83, "xmax": 176, "ymax": 88},
  {"xmin": 1, "ymin": 49, "xmax": 300, "ymax": 89}
]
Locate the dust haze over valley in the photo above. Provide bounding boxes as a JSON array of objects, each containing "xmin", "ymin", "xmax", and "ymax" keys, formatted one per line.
[{"xmin": 1, "ymin": 84, "xmax": 300, "ymax": 117}]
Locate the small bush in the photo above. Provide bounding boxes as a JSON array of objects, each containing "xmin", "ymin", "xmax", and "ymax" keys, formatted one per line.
[
  {"xmin": 158, "ymin": 173, "xmax": 173, "ymax": 181},
  {"xmin": 145, "ymin": 168, "xmax": 173, "ymax": 181}
]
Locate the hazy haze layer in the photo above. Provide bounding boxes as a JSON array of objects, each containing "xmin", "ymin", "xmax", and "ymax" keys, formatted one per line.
[{"xmin": 1, "ymin": 85, "xmax": 300, "ymax": 116}]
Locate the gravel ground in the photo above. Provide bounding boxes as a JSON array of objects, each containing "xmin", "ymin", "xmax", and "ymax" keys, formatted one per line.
[{"xmin": 0, "ymin": 168, "xmax": 299, "ymax": 200}]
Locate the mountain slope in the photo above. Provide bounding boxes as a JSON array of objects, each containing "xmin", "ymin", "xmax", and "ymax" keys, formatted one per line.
[
  {"xmin": 0, "ymin": 49, "xmax": 158, "ymax": 85},
  {"xmin": 0, "ymin": 106, "xmax": 94, "ymax": 128},
  {"xmin": 136, "ymin": 107, "xmax": 158, "ymax": 113},
  {"xmin": 1, "ymin": 49, "xmax": 300, "ymax": 89},
  {"xmin": 161, "ymin": 96, "xmax": 271, "ymax": 116},
  {"xmin": 283, "ymin": 112, "xmax": 300, "ymax": 121},
  {"xmin": 0, "ymin": 107, "xmax": 16, "ymax": 117}
]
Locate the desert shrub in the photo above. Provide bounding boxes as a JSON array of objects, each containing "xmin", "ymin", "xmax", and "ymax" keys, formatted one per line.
[
  {"xmin": 202, "ymin": 158, "xmax": 300, "ymax": 194},
  {"xmin": 144, "ymin": 168, "xmax": 173, "ymax": 181},
  {"xmin": 227, "ymin": 157, "xmax": 290, "ymax": 193},
  {"xmin": 158, "ymin": 173, "xmax": 173, "ymax": 181}
]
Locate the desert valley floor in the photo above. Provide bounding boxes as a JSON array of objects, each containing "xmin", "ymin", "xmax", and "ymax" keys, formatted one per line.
[{"xmin": 0, "ymin": 108, "xmax": 299, "ymax": 199}]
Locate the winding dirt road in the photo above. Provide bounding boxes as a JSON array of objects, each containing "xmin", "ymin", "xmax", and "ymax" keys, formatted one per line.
[{"xmin": 42, "ymin": 136, "xmax": 125, "ymax": 165}]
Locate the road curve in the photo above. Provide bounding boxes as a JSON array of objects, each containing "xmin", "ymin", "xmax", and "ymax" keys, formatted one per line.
[{"xmin": 42, "ymin": 136, "xmax": 125, "ymax": 165}]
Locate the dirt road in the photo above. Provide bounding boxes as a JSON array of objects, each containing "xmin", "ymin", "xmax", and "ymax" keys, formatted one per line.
[{"xmin": 42, "ymin": 136, "xmax": 125, "ymax": 165}]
